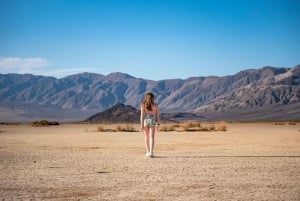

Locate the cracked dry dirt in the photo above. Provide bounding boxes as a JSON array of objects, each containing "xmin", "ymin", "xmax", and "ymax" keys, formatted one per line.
[{"xmin": 0, "ymin": 123, "xmax": 299, "ymax": 200}]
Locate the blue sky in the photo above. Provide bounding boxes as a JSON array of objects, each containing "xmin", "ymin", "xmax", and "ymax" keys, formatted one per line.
[{"xmin": 0, "ymin": 0, "xmax": 299, "ymax": 80}]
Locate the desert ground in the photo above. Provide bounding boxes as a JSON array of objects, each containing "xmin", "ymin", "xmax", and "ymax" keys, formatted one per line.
[{"xmin": 0, "ymin": 122, "xmax": 299, "ymax": 201}]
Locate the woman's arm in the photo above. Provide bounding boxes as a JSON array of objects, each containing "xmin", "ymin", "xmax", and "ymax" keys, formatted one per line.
[
  {"xmin": 140, "ymin": 106, "xmax": 144, "ymax": 130},
  {"xmin": 155, "ymin": 105, "xmax": 160, "ymax": 125}
]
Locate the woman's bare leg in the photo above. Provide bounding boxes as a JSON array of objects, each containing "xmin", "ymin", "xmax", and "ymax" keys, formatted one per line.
[
  {"xmin": 149, "ymin": 127, "xmax": 155, "ymax": 156},
  {"xmin": 143, "ymin": 127, "xmax": 150, "ymax": 155}
]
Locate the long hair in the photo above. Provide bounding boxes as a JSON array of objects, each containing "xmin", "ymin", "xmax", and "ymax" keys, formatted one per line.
[{"xmin": 142, "ymin": 92, "xmax": 155, "ymax": 111}]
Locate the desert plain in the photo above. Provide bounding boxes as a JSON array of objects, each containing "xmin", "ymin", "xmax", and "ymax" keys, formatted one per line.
[{"xmin": 0, "ymin": 122, "xmax": 299, "ymax": 201}]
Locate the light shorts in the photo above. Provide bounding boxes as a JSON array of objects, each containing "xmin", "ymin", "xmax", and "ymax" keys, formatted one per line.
[{"xmin": 144, "ymin": 114, "xmax": 156, "ymax": 128}]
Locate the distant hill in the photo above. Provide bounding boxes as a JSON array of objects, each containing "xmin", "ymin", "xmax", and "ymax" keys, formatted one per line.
[
  {"xmin": 0, "ymin": 65, "xmax": 299, "ymax": 122},
  {"xmin": 83, "ymin": 103, "xmax": 208, "ymax": 123},
  {"xmin": 84, "ymin": 103, "xmax": 140, "ymax": 123}
]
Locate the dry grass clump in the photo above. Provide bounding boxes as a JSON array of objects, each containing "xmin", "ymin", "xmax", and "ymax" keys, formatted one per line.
[
  {"xmin": 96, "ymin": 126, "xmax": 116, "ymax": 132},
  {"xmin": 271, "ymin": 121, "xmax": 299, "ymax": 126},
  {"xmin": 159, "ymin": 121, "xmax": 227, "ymax": 132},
  {"xmin": 116, "ymin": 125, "xmax": 138, "ymax": 132},
  {"xmin": 181, "ymin": 122, "xmax": 202, "ymax": 131},
  {"xmin": 0, "ymin": 122, "xmax": 21, "ymax": 125},
  {"xmin": 96, "ymin": 126, "xmax": 105, "ymax": 132},
  {"xmin": 91, "ymin": 122, "xmax": 228, "ymax": 133},
  {"xmin": 96, "ymin": 126, "xmax": 104, "ymax": 132},
  {"xmin": 274, "ymin": 122, "xmax": 286, "ymax": 125},
  {"xmin": 92, "ymin": 124, "xmax": 138, "ymax": 132},
  {"xmin": 30, "ymin": 120, "xmax": 60, "ymax": 127},
  {"xmin": 273, "ymin": 121, "xmax": 298, "ymax": 126},
  {"xmin": 159, "ymin": 124, "xmax": 180, "ymax": 132},
  {"xmin": 160, "ymin": 125, "xmax": 175, "ymax": 131},
  {"xmin": 216, "ymin": 121, "xmax": 227, "ymax": 131}
]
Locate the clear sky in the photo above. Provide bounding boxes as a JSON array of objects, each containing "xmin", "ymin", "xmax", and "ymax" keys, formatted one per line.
[{"xmin": 0, "ymin": 0, "xmax": 299, "ymax": 80}]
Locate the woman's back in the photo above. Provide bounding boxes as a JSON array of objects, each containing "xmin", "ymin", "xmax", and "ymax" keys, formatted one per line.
[{"xmin": 144, "ymin": 105, "xmax": 157, "ymax": 115}]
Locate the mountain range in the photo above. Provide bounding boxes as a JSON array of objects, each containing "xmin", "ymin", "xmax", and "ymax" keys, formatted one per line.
[{"xmin": 0, "ymin": 65, "xmax": 299, "ymax": 122}]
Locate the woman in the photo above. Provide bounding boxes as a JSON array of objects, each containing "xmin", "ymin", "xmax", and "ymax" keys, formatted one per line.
[{"xmin": 140, "ymin": 92, "xmax": 160, "ymax": 158}]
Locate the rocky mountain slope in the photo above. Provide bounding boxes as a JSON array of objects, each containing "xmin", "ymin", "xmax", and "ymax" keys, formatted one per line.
[
  {"xmin": 0, "ymin": 65, "xmax": 299, "ymax": 122},
  {"xmin": 84, "ymin": 103, "xmax": 140, "ymax": 123},
  {"xmin": 195, "ymin": 66, "xmax": 300, "ymax": 120}
]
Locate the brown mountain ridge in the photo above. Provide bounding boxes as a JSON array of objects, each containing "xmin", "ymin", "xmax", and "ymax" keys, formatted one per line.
[{"xmin": 0, "ymin": 65, "xmax": 299, "ymax": 122}]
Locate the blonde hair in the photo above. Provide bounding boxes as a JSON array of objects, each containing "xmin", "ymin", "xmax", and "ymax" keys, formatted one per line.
[{"xmin": 142, "ymin": 92, "xmax": 155, "ymax": 111}]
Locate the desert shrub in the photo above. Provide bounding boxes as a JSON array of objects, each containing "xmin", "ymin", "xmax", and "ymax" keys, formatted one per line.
[
  {"xmin": 97, "ymin": 126, "xmax": 105, "ymax": 132},
  {"xmin": 180, "ymin": 121, "xmax": 202, "ymax": 131},
  {"xmin": 181, "ymin": 121, "xmax": 201, "ymax": 129},
  {"xmin": 30, "ymin": 120, "xmax": 59, "ymax": 127},
  {"xmin": 200, "ymin": 127, "xmax": 209, "ymax": 131},
  {"xmin": 95, "ymin": 126, "xmax": 117, "ymax": 132},
  {"xmin": 216, "ymin": 121, "xmax": 227, "ymax": 131},
  {"xmin": 194, "ymin": 122, "xmax": 202, "ymax": 128},
  {"xmin": 159, "ymin": 121, "xmax": 227, "ymax": 132},
  {"xmin": 159, "ymin": 126, "xmax": 168, "ymax": 132},
  {"xmin": 160, "ymin": 125, "xmax": 176, "ymax": 132},
  {"xmin": 208, "ymin": 124, "xmax": 215, "ymax": 131},
  {"xmin": 171, "ymin": 123, "xmax": 181, "ymax": 128},
  {"xmin": 181, "ymin": 123, "xmax": 190, "ymax": 131},
  {"xmin": 274, "ymin": 122, "xmax": 285, "ymax": 125},
  {"xmin": 93, "ymin": 124, "xmax": 138, "ymax": 132},
  {"xmin": 288, "ymin": 121, "xmax": 297, "ymax": 125},
  {"xmin": 0, "ymin": 122, "xmax": 21, "ymax": 125},
  {"xmin": 116, "ymin": 125, "xmax": 138, "ymax": 132}
]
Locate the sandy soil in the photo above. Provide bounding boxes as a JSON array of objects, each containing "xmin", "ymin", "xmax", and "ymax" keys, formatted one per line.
[{"xmin": 0, "ymin": 122, "xmax": 299, "ymax": 201}]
